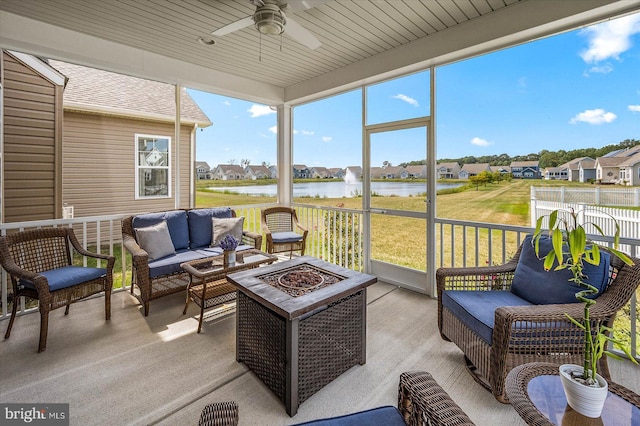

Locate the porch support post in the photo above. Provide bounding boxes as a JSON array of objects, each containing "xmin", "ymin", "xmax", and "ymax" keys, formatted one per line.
[
  {"xmin": 174, "ymin": 84, "xmax": 181, "ymax": 209},
  {"xmin": 277, "ymin": 104, "xmax": 293, "ymax": 206},
  {"xmin": 427, "ymin": 66, "xmax": 437, "ymax": 296}
]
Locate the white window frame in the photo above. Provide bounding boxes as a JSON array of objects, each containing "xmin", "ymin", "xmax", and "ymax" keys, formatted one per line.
[{"xmin": 135, "ymin": 133, "xmax": 172, "ymax": 199}]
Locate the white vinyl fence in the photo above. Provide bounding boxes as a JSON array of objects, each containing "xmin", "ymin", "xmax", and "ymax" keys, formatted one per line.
[
  {"xmin": 531, "ymin": 200, "xmax": 640, "ymax": 255},
  {"xmin": 531, "ymin": 186, "xmax": 640, "ymax": 207}
]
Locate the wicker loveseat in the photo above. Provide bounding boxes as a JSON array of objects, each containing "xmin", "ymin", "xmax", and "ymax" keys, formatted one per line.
[
  {"xmin": 437, "ymin": 235, "xmax": 640, "ymax": 403},
  {"xmin": 122, "ymin": 207, "xmax": 261, "ymax": 316}
]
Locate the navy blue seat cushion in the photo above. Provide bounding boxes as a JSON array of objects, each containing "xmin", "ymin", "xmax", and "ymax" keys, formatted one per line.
[
  {"xmin": 19, "ymin": 266, "xmax": 107, "ymax": 292},
  {"xmin": 187, "ymin": 208, "xmax": 232, "ymax": 248},
  {"xmin": 133, "ymin": 210, "xmax": 190, "ymax": 250},
  {"xmin": 441, "ymin": 290, "xmax": 533, "ymax": 344},
  {"xmin": 511, "ymin": 234, "xmax": 611, "ymax": 305},
  {"xmin": 147, "ymin": 249, "xmax": 206, "ymax": 278},
  {"xmin": 292, "ymin": 406, "xmax": 405, "ymax": 426},
  {"xmin": 272, "ymin": 231, "xmax": 303, "ymax": 243}
]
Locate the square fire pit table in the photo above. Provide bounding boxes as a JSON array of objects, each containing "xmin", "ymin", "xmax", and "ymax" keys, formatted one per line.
[{"xmin": 226, "ymin": 256, "xmax": 377, "ymax": 416}]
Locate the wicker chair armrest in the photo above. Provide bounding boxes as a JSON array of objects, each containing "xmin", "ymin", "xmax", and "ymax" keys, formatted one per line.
[
  {"xmin": 241, "ymin": 230, "xmax": 262, "ymax": 250},
  {"xmin": 436, "ymin": 262, "xmax": 517, "ymax": 293},
  {"xmin": 66, "ymin": 229, "xmax": 115, "ymax": 268},
  {"xmin": 198, "ymin": 401, "xmax": 239, "ymax": 426},
  {"xmin": 0, "ymin": 257, "xmax": 51, "ymax": 295},
  {"xmin": 122, "ymin": 233, "xmax": 149, "ymax": 260},
  {"xmin": 398, "ymin": 371, "xmax": 475, "ymax": 426}
]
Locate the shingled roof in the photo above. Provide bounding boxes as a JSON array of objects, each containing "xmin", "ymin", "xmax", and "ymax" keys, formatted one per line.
[{"xmin": 49, "ymin": 60, "xmax": 211, "ymax": 127}]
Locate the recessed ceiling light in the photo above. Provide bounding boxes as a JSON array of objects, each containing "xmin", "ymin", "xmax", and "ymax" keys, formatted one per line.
[{"xmin": 198, "ymin": 36, "xmax": 216, "ymax": 46}]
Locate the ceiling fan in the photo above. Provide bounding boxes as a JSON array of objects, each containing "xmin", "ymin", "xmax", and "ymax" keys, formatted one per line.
[{"xmin": 212, "ymin": 0, "xmax": 325, "ymax": 50}]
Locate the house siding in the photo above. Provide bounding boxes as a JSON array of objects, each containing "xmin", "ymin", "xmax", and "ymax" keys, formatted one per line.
[
  {"xmin": 2, "ymin": 51, "xmax": 62, "ymax": 222},
  {"xmin": 62, "ymin": 112, "xmax": 193, "ymax": 217}
]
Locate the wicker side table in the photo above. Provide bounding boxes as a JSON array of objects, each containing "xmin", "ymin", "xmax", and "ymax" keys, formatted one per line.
[
  {"xmin": 181, "ymin": 249, "xmax": 277, "ymax": 333},
  {"xmin": 505, "ymin": 362, "xmax": 640, "ymax": 426}
]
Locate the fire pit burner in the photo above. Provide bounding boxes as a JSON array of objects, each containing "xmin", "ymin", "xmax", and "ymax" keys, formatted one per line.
[
  {"xmin": 278, "ymin": 270, "xmax": 325, "ymax": 290},
  {"xmin": 258, "ymin": 263, "xmax": 346, "ymax": 297}
]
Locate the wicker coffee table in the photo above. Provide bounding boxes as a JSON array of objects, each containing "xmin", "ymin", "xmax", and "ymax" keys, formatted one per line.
[
  {"xmin": 181, "ymin": 249, "xmax": 277, "ymax": 333},
  {"xmin": 226, "ymin": 256, "xmax": 377, "ymax": 416},
  {"xmin": 506, "ymin": 362, "xmax": 640, "ymax": 426}
]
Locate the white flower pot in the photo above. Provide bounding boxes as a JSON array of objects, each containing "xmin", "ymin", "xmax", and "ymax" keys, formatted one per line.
[{"xmin": 559, "ymin": 364, "xmax": 608, "ymax": 418}]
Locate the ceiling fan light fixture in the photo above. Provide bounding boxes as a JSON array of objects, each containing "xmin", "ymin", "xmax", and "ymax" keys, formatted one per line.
[{"xmin": 254, "ymin": 5, "xmax": 285, "ymax": 35}]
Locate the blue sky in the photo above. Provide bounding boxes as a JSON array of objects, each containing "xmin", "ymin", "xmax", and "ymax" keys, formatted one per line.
[{"xmin": 190, "ymin": 12, "xmax": 640, "ymax": 169}]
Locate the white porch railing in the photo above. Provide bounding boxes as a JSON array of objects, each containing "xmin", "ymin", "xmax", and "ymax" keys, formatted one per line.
[{"xmin": 1, "ymin": 205, "xmax": 637, "ymax": 359}]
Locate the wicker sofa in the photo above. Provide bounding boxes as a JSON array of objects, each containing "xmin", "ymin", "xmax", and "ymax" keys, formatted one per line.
[
  {"xmin": 437, "ymin": 235, "xmax": 640, "ymax": 403},
  {"xmin": 122, "ymin": 207, "xmax": 262, "ymax": 316}
]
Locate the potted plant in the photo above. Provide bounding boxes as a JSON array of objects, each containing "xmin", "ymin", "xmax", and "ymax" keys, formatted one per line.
[
  {"xmin": 220, "ymin": 235, "xmax": 239, "ymax": 267},
  {"xmin": 532, "ymin": 207, "xmax": 637, "ymax": 418}
]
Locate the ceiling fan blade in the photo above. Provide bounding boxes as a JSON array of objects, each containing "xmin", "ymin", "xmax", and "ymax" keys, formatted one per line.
[
  {"xmin": 212, "ymin": 15, "xmax": 254, "ymax": 36},
  {"xmin": 284, "ymin": 0, "xmax": 329, "ymax": 13},
  {"xmin": 285, "ymin": 16, "xmax": 321, "ymax": 50}
]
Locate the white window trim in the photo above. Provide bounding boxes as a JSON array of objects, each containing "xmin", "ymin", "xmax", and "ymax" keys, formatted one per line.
[{"xmin": 134, "ymin": 133, "xmax": 172, "ymax": 200}]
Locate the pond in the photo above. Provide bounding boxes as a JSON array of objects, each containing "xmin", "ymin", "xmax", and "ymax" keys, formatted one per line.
[{"xmin": 209, "ymin": 181, "xmax": 463, "ymax": 198}]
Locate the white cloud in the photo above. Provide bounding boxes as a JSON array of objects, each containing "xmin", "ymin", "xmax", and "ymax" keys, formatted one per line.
[
  {"xmin": 322, "ymin": 136, "xmax": 332, "ymax": 142},
  {"xmin": 223, "ymin": 100, "xmax": 231, "ymax": 106},
  {"xmin": 471, "ymin": 137, "xmax": 493, "ymax": 147},
  {"xmin": 629, "ymin": 105, "xmax": 640, "ymax": 112},
  {"xmin": 248, "ymin": 104, "xmax": 276, "ymax": 118},
  {"xmin": 580, "ymin": 14, "xmax": 640, "ymax": 63},
  {"xmin": 392, "ymin": 94, "xmax": 419, "ymax": 107},
  {"xmin": 587, "ymin": 63, "xmax": 614, "ymax": 74},
  {"xmin": 301, "ymin": 130, "xmax": 315, "ymax": 136},
  {"xmin": 569, "ymin": 109, "xmax": 617, "ymax": 124},
  {"xmin": 268, "ymin": 125, "xmax": 277, "ymax": 134}
]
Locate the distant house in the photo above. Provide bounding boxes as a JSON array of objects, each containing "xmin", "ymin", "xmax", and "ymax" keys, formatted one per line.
[
  {"xmin": 595, "ymin": 157, "xmax": 626, "ymax": 184},
  {"xmin": 566, "ymin": 157, "xmax": 593, "ymax": 181},
  {"xmin": 490, "ymin": 165, "xmax": 511, "ymax": 175},
  {"xmin": 310, "ymin": 166, "xmax": 331, "ymax": 178},
  {"xmin": 578, "ymin": 159, "xmax": 597, "ymax": 183},
  {"xmin": 459, "ymin": 163, "xmax": 491, "ymax": 179},
  {"xmin": 592, "ymin": 146, "xmax": 640, "ymax": 185},
  {"xmin": 405, "ymin": 165, "xmax": 427, "ymax": 178},
  {"xmin": 377, "ymin": 166, "xmax": 407, "ymax": 179},
  {"xmin": 436, "ymin": 162, "xmax": 461, "ymax": 179},
  {"xmin": 543, "ymin": 166, "xmax": 568, "ymax": 180},
  {"xmin": 212, "ymin": 164, "xmax": 245, "ymax": 180},
  {"xmin": 328, "ymin": 168, "xmax": 345, "ymax": 179},
  {"xmin": 269, "ymin": 165, "xmax": 278, "ymax": 179},
  {"xmin": 244, "ymin": 165, "xmax": 270, "ymax": 180},
  {"xmin": 293, "ymin": 164, "xmax": 311, "ymax": 178},
  {"xmin": 1, "ymin": 50, "xmax": 212, "ymax": 223},
  {"xmin": 617, "ymin": 152, "xmax": 640, "ymax": 186},
  {"xmin": 196, "ymin": 161, "xmax": 212, "ymax": 180},
  {"xmin": 510, "ymin": 161, "xmax": 540, "ymax": 179}
]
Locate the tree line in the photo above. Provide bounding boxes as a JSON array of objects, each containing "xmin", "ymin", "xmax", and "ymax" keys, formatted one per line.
[{"xmin": 402, "ymin": 138, "xmax": 639, "ymax": 169}]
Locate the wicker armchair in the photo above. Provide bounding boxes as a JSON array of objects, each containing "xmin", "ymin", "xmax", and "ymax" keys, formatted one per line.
[
  {"xmin": 198, "ymin": 371, "xmax": 475, "ymax": 425},
  {"xmin": 437, "ymin": 243, "xmax": 640, "ymax": 403},
  {"xmin": 261, "ymin": 206, "xmax": 308, "ymax": 258},
  {"xmin": 0, "ymin": 228, "xmax": 114, "ymax": 352}
]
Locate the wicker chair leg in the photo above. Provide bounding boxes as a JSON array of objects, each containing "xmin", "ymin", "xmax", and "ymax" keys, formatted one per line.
[
  {"xmin": 64, "ymin": 304, "xmax": 70, "ymax": 315},
  {"xmin": 38, "ymin": 308, "xmax": 49, "ymax": 353},
  {"xmin": 4, "ymin": 297, "xmax": 18, "ymax": 339},
  {"xmin": 105, "ymin": 288, "xmax": 111, "ymax": 321},
  {"xmin": 143, "ymin": 302, "xmax": 150, "ymax": 317}
]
